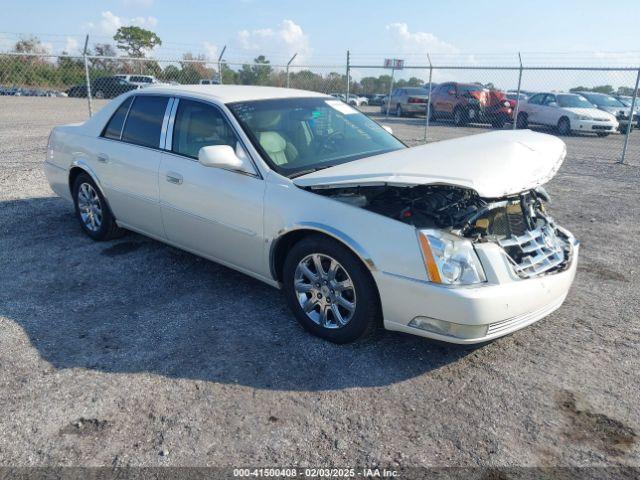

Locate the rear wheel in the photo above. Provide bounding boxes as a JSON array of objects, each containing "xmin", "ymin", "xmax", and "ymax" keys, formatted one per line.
[
  {"xmin": 282, "ymin": 235, "xmax": 380, "ymax": 343},
  {"xmin": 516, "ymin": 112, "xmax": 528, "ymax": 129},
  {"xmin": 557, "ymin": 117, "xmax": 571, "ymax": 136},
  {"xmin": 94, "ymin": 90, "xmax": 105, "ymax": 99},
  {"xmin": 72, "ymin": 173, "xmax": 125, "ymax": 241},
  {"xmin": 453, "ymin": 107, "xmax": 468, "ymax": 126}
]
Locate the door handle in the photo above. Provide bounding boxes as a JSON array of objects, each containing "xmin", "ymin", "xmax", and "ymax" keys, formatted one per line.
[
  {"xmin": 166, "ymin": 172, "xmax": 183, "ymax": 185},
  {"xmin": 97, "ymin": 153, "xmax": 109, "ymax": 163}
]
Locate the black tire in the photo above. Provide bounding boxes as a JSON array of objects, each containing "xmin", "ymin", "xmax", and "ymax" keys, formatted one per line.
[
  {"xmin": 453, "ymin": 107, "xmax": 468, "ymax": 126},
  {"xmin": 516, "ymin": 112, "xmax": 528, "ymax": 129},
  {"xmin": 428, "ymin": 103, "xmax": 435, "ymax": 121},
  {"xmin": 396, "ymin": 104, "xmax": 404, "ymax": 117},
  {"xmin": 491, "ymin": 118, "xmax": 506, "ymax": 129},
  {"xmin": 557, "ymin": 117, "xmax": 571, "ymax": 136},
  {"xmin": 282, "ymin": 235, "xmax": 381, "ymax": 344},
  {"xmin": 72, "ymin": 173, "xmax": 125, "ymax": 241},
  {"xmin": 94, "ymin": 90, "xmax": 105, "ymax": 99}
]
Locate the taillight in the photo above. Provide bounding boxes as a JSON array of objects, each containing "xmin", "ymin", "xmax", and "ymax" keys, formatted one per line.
[{"xmin": 408, "ymin": 97, "xmax": 426, "ymax": 104}]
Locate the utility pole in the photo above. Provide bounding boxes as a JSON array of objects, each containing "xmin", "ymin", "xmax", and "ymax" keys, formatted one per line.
[
  {"xmin": 82, "ymin": 34, "xmax": 93, "ymax": 117},
  {"xmin": 217, "ymin": 45, "xmax": 227, "ymax": 84},
  {"xmin": 513, "ymin": 52, "xmax": 523, "ymax": 130},
  {"xmin": 286, "ymin": 52, "xmax": 298, "ymax": 88}
]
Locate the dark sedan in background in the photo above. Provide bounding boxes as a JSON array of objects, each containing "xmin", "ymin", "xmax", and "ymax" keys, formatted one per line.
[{"xmin": 67, "ymin": 76, "xmax": 139, "ymax": 99}]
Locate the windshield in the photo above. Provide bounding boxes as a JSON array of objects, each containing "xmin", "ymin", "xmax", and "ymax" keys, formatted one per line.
[
  {"xmin": 557, "ymin": 94, "xmax": 594, "ymax": 108},
  {"xmin": 617, "ymin": 97, "xmax": 631, "ymax": 107},
  {"xmin": 582, "ymin": 94, "xmax": 625, "ymax": 107},
  {"xmin": 228, "ymin": 97, "xmax": 405, "ymax": 177}
]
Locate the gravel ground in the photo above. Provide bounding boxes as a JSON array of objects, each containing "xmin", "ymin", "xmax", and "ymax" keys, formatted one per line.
[{"xmin": 0, "ymin": 97, "xmax": 639, "ymax": 473}]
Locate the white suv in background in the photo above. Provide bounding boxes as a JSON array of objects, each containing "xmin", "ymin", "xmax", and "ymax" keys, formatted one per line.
[
  {"xmin": 516, "ymin": 92, "xmax": 618, "ymax": 136},
  {"xmin": 113, "ymin": 75, "xmax": 161, "ymax": 88}
]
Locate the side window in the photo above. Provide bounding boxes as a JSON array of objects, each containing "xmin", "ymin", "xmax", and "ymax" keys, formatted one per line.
[
  {"xmin": 542, "ymin": 94, "xmax": 556, "ymax": 105},
  {"xmin": 528, "ymin": 94, "xmax": 543, "ymax": 105},
  {"xmin": 172, "ymin": 99, "xmax": 238, "ymax": 159},
  {"xmin": 121, "ymin": 96, "xmax": 169, "ymax": 148},
  {"xmin": 102, "ymin": 96, "xmax": 133, "ymax": 140}
]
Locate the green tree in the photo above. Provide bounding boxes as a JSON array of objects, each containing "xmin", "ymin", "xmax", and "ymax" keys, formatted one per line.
[{"xmin": 113, "ymin": 26, "xmax": 162, "ymax": 58}]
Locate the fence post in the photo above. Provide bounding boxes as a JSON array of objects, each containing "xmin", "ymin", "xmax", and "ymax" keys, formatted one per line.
[
  {"xmin": 385, "ymin": 68, "xmax": 395, "ymax": 119},
  {"xmin": 620, "ymin": 67, "xmax": 640, "ymax": 164},
  {"xmin": 424, "ymin": 53, "xmax": 433, "ymax": 143},
  {"xmin": 512, "ymin": 52, "xmax": 523, "ymax": 130},
  {"xmin": 286, "ymin": 52, "xmax": 297, "ymax": 88},
  {"xmin": 217, "ymin": 45, "xmax": 226, "ymax": 84},
  {"xmin": 345, "ymin": 50, "xmax": 350, "ymax": 101},
  {"xmin": 82, "ymin": 35, "xmax": 93, "ymax": 117}
]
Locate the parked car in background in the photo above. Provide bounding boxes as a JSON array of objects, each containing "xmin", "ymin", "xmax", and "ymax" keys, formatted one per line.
[
  {"xmin": 506, "ymin": 91, "xmax": 529, "ymax": 103},
  {"xmin": 575, "ymin": 91, "xmax": 637, "ymax": 132},
  {"xmin": 114, "ymin": 74, "xmax": 161, "ymax": 88},
  {"xmin": 67, "ymin": 76, "xmax": 139, "ymax": 99},
  {"xmin": 516, "ymin": 92, "xmax": 618, "ymax": 136},
  {"xmin": 367, "ymin": 94, "xmax": 387, "ymax": 106},
  {"xmin": 382, "ymin": 87, "xmax": 430, "ymax": 117},
  {"xmin": 199, "ymin": 79, "xmax": 220, "ymax": 85},
  {"xmin": 44, "ymin": 85, "xmax": 578, "ymax": 344},
  {"xmin": 347, "ymin": 94, "xmax": 368, "ymax": 107},
  {"xmin": 612, "ymin": 95, "xmax": 640, "ymax": 128},
  {"xmin": 429, "ymin": 83, "xmax": 512, "ymax": 127}
]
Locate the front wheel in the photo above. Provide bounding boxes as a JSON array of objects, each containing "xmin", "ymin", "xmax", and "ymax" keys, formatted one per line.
[
  {"xmin": 73, "ymin": 173, "xmax": 125, "ymax": 241},
  {"xmin": 516, "ymin": 112, "xmax": 528, "ymax": 129},
  {"xmin": 453, "ymin": 107, "xmax": 468, "ymax": 126},
  {"xmin": 557, "ymin": 117, "xmax": 571, "ymax": 136},
  {"xmin": 283, "ymin": 235, "xmax": 380, "ymax": 343}
]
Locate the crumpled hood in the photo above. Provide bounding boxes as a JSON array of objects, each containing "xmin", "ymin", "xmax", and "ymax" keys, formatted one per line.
[{"xmin": 293, "ymin": 130, "xmax": 566, "ymax": 198}]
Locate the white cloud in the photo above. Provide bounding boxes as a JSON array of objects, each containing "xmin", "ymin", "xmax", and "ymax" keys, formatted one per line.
[
  {"xmin": 203, "ymin": 41, "xmax": 218, "ymax": 60},
  {"xmin": 84, "ymin": 11, "xmax": 158, "ymax": 36},
  {"xmin": 64, "ymin": 37, "xmax": 80, "ymax": 54},
  {"xmin": 385, "ymin": 23, "xmax": 458, "ymax": 55},
  {"xmin": 234, "ymin": 19, "xmax": 311, "ymax": 64}
]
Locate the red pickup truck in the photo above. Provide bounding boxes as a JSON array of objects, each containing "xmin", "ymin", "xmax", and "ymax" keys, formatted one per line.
[{"xmin": 429, "ymin": 82, "xmax": 513, "ymax": 128}]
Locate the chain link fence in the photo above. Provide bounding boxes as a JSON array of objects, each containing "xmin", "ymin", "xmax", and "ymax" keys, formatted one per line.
[{"xmin": 1, "ymin": 50, "xmax": 639, "ymax": 164}]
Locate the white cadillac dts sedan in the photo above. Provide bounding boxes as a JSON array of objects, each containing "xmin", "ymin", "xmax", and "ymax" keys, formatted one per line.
[{"xmin": 44, "ymin": 85, "xmax": 579, "ymax": 344}]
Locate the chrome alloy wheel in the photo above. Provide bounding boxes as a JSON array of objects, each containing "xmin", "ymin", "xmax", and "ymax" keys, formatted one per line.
[
  {"xmin": 294, "ymin": 253, "xmax": 356, "ymax": 329},
  {"xmin": 77, "ymin": 182, "xmax": 103, "ymax": 232}
]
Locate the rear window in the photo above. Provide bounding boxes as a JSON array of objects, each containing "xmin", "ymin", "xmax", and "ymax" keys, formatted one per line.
[
  {"xmin": 102, "ymin": 96, "xmax": 133, "ymax": 140},
  {"xmin": 121, "ymin": 96, "xmax": 169, "ymax": 148},
  {"xmin": 404, "ymin": 88, "xmax": 428, "ymax": 95}
]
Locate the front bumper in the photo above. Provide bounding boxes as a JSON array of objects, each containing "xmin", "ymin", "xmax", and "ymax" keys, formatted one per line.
[
  {"xmin": 378, "ymin": 230, "xmax": 579, "ymax": 344},
  {"xmin": 573, "ymin": 119, "xmax": 618, "ymax": 132}
]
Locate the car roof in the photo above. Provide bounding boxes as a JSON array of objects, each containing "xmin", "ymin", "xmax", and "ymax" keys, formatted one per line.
[{"xmin": 137, "ymin": 84, "xmax": 331, "ymax": 103}]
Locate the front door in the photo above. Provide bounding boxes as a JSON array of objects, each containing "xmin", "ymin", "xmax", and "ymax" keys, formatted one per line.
[{"xmin": 158, "ymin": 99, "xmax": 266, "ymax": 275}]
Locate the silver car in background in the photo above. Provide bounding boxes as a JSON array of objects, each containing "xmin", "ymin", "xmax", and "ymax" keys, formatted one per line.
[{"xmin": 382, "ymin": 87, "xmax": 430, "ymax": 117}]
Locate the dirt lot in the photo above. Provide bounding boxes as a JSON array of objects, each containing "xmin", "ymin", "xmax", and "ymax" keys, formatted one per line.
[{"xmin": 0, "ymin": 97, "xmax": 639, "ymax": 473}]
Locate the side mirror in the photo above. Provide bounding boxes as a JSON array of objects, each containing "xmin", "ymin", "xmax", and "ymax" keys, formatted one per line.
[
  {"xmin": 198, "ymin": 145, "xmax": 253, "ymax": 174},
  {"xmin": 382, "ymin": 125, "xmax": 393, "ymax": 135}
]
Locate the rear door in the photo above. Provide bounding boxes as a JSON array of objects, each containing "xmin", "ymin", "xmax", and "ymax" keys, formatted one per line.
[
  {"xmin": 437, "ymin": 83, "xmax": 457, "ymax": 115},
  {"xmin": 97, "ymin": 94, "xmax": 169, "ymax": 238},
  {"xmin": 524, "ymin": 93, "xmax": 545, "ymax": 124}
]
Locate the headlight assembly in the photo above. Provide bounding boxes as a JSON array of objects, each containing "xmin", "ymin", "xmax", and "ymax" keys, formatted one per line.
[
  {"xmin": 418, "ymin": 230, "xmax": 487, "ymax": 285},
  {"xmin": 575, "ymin": 114, "xmax": 591, "ymax": 120}
]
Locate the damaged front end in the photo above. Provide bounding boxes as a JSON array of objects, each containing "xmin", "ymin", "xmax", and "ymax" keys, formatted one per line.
[{"xmin": 310, "ymin": 183, "xmax": 574, "ymax": 281}]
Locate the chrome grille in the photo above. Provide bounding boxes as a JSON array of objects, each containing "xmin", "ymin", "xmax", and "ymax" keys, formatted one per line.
[{"xmin": 498, "ymin": 225, "xmax": 567, "ymax": 278}]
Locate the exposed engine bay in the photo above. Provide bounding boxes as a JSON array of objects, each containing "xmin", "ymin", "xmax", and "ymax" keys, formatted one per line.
[{"xmin": 309, "ymin": 184, "xmax": 573, "ymax": 278}]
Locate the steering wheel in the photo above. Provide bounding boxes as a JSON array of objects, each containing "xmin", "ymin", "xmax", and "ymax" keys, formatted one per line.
[{"xmin": 317, "ymin": 130, "xmax": 346, "ymax": 154}]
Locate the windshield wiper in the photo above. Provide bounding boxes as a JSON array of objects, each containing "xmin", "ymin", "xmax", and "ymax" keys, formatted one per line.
[{"xmin": 288, "ymin": 164, "xmax": 335, "ymax": 179}]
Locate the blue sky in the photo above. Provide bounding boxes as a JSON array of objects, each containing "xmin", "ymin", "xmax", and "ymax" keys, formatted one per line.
[
  {"xmin": 2, "ymin": 0, "xmax": 640, "ymax": 64},
  {"xmin": 2, "ymin": 0, "xmax": 640, "ymax": 89}
]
